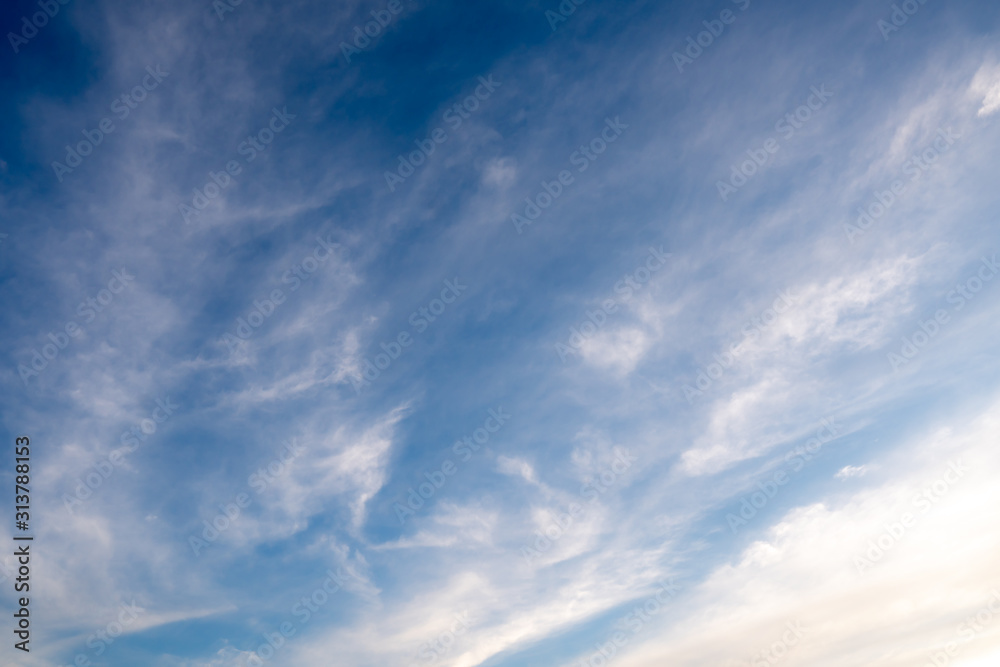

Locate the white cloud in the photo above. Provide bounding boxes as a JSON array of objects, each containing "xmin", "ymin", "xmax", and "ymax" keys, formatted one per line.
[
  {"xmin": 481, "ymin": 157, "xmax": 518, "ymax": 188},
  {"xmin": 578, "ymin": 327, "xmax": 651, "ymax": 375},
  {"xmin": 835, "ymin": 464, "xmax": 869, "ymax": 479},
  {"xmin": 603, "ymin": 396, "xmax": 1000, "ymax": 667},
  {"xmin": 679, "ymin": 255, "xmax": 920, "ymax": 476},
  {"xmin": 257, "ymin": 404, "xmax": 410, "ymax": 535},
  {"xmin": 971, "ymin": 62, "xmax": 1000, "ymax": 117},
  {"xmin": 496, "ymin": 455, "xmax": 540, "ymax": 485}
]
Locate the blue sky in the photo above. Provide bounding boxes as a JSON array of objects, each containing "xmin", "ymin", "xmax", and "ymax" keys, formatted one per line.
[{"xmin": 2, "ymin": 0, "xmax": 1000, "ymax": 665}]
